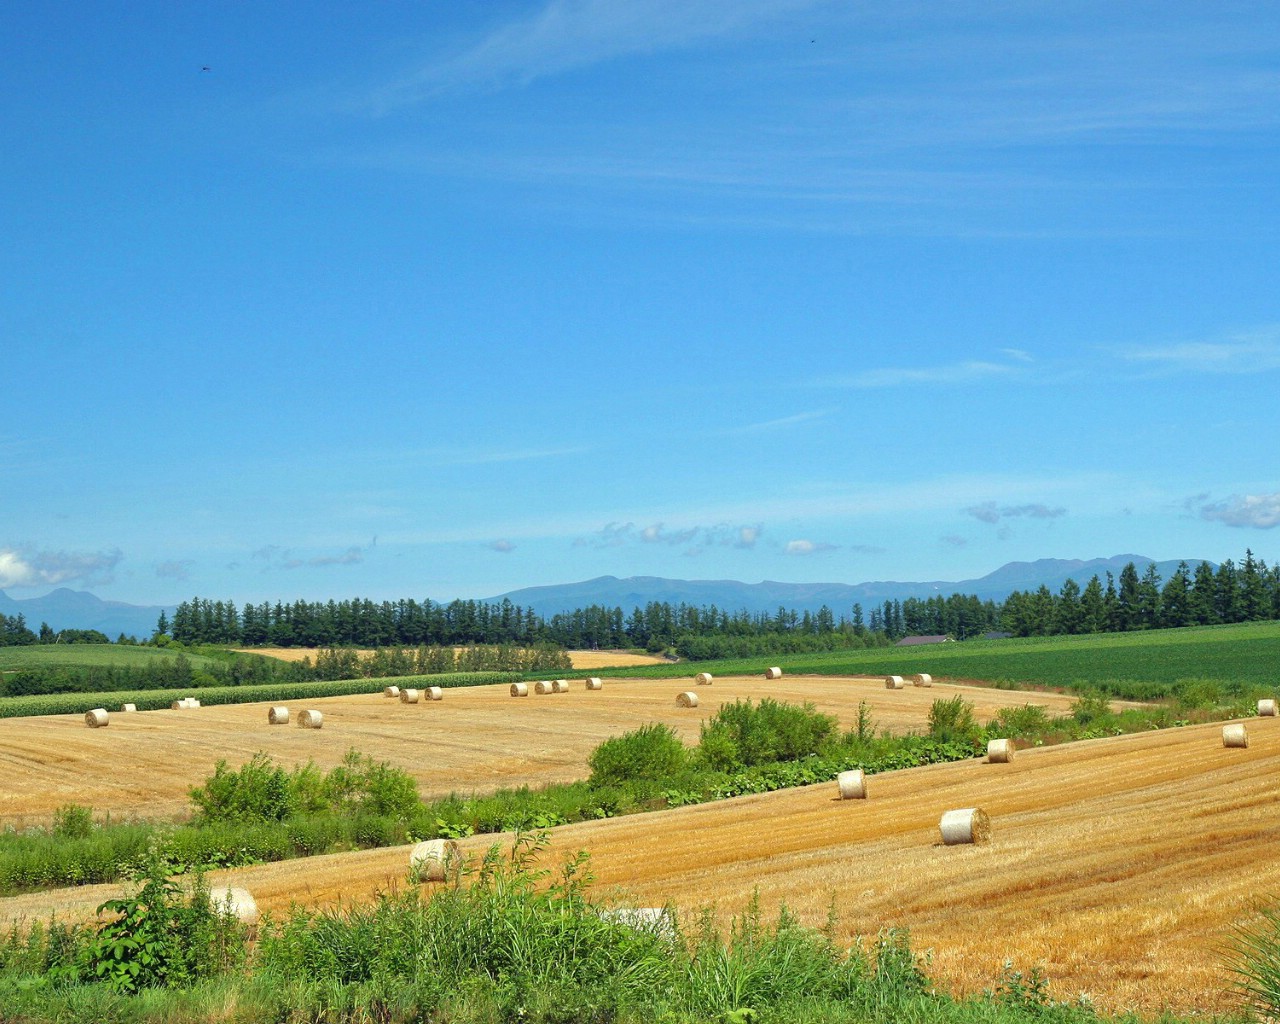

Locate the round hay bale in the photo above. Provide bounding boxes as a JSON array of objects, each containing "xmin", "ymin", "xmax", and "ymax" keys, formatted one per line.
[
  {"xmin": 268, "ymin": 706, "xmax": 290, "ymax": 725},
  {"xmin": 554, "ymin": 679, "xmax": 569, "ymax": 693},
  {"xmin": 534, "ymin": 680, "xmax": 555, "ymax": 695},
  {"xmin": 1223, "ymin": 723, "xmax": 1249, "ymax": 748},
  {"xmin": 510, "ymin": 682, "xmax": 529, "ymax": 697},
  {"xmin": 987, "ymin": 738, "xmax": 1016, "ymax": 763},
  {"xmin": 764, "ymin": 666, "xmax": 783, "ymax": 680},
  {"xmin": 694, "ymin": 672, "xmax": 713, "ymax": 685},
  {"xmin": 884, "ymin": 675, "xmax": 904, "ymax": 689},
  {"xmin": 1258, "ymin": 699, "xmax": 1277, "ymax": 717},
  {"xmin": 425, "ymin": 686, "xmax": 443, "ymax": 701},
  {"xmin": 400, "ymin": 688, "xmax": 420, "ymax": 704},
  {"xmin": 120, "ymin": 703, "xmax": 137, "ymax": 713},
  {"xmin": 208, "ymin": 885, "xmax": 259, "ymax": 926},
  {"xmin": 410, "ymin": 838, "xmax": 461, "ymax": 882},
  {"xmin": 585, "ymin": 677, "xmax": 603, "ymax": 690},
  {"xmin": 836, "ymin": 769, "xmax": 866, "ymax": 800},
  {"xmin": 186, "ymin": 699, "xmax": 201, "ymax": 708},
  {"xmin": 384, "ymin": 686, "xmax": 401, "ymax": 699},
  {"xmin": 170, "ymin": 699, "xmax": 186, "ymax": 710},
  {"xmin": 912, "ymin": 673, "xmax": 933, "ymax": 687},
  {"xmin": 84, "ymin": 708, "xmax": 109, "ymax": 728},
  {"xmin": 940, "ymin": 807, "xmax": 990, "ymax": 846},
  {"xmin": 298, "ymin": 709, "xmax": 323, "ymax": 729},
  {"xmin": 676, "ymin": 691, "xmax": 699, "ymax": 708}
]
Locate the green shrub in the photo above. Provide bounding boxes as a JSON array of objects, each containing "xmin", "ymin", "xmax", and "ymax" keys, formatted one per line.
[
  {"xmin": 1227, "ymin": 903, "xmax": 1280, "ymax": 1017},
  {"xmin": 927, "ymin": 696, "xmax": 980, "ymax": 744},
  {"xmin": 189, "ymin": 753, "xmax": 298, "ymax": 824},
  {"xmin": 51, "ymin": 804, "xmax": 94, "ymax": 840},
  {"xmin": 988, "ymin": 703, "xmax": 1053, "ymax": 739},
  {"xmin": 697, "ymin": 698, "xmax": 837, "ymax": 771},
  {"xmin": 588, "ymin": 724, "xmax": 687, "ymax": 790}
]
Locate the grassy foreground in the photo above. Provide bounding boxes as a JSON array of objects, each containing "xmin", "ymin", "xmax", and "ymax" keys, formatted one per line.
[
  {"xmin": 0, "ymin": 830, "xmax": 1260, "ymax": 1024},
  {"xmin": 0, "ymin": 645, "xmax": 226, "ymax": 672}
]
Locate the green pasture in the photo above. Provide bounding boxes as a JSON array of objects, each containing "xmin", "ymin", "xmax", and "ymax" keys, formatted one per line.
[
  {"xmin": 602, "ymin": 621, "xmax": 1280, "ymax": 701},
  {"xmin": 0, "ymin": 644, "xmax": 224, "ymax": 672}
]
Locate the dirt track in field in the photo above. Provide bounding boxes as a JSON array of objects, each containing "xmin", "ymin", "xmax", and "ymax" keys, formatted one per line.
[
  {"xmin": 3, "ymin": 717, "xmax": 1276, "ymax": 1015},
  {"xmin": 0, "ymin": 675, "xmax": 1083, "ymax": 825}
]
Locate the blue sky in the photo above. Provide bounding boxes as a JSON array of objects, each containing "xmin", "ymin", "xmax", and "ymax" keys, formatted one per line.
[{"xmin": 3, "ymin": 0, "xmax": 1278, "ymax": 605}]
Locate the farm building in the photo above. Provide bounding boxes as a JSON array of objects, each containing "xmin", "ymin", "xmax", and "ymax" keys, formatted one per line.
[{"xmin": 894, "ymin": 634, "xmax": 954, "ymax": 647}]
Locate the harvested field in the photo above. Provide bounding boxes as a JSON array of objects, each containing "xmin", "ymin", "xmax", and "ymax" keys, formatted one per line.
[
  {"xmin": 0, "ymin": 675, "xmax": 1090, "ymax": 825},
  {"xmin": 3, "ymin": 717, "xmax": 1275, "ymax": 1015}
]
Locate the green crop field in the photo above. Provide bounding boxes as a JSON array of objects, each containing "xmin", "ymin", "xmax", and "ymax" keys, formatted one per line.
[
  {"xmin": 0, "ymin": 644, "xmax": 224, "ymax": 672},
  {"xmin": 602, "ymin": 621, "xmax": 1280, "ymax": 701}
]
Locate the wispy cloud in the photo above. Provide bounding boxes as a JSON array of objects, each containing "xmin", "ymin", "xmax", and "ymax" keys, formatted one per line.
[
  {"xmin": 720, "ymin": 408, "xmax": 835, "ymax": 436},
  {"xmin": 1118, "ymin": 326, "xmax": 1280, "ymax": 375},
  {"xmin": 488, "ymin": 539, "xmax": 516, "ymax": 553},
  {"xmin": 252, "ymin": 544, "xmax": 369, "ymax": 571},
  {"xmin": 0, "ymin": 546, "xmax": 122, "ymax": 589},
  {"xmin": 155, "ymin": 560, "xmax": 195, "ymax": 582},
  {"xmin": 1196, "ymin": 492, "xmax": 1280, "ymax": 529},
  {"xmin": 964, "ymin": 502, "xmax": 1066, "ymax": 525},
  {"xmin": 818, "ymin": 358, "xmax": 1024, "ymax": 390},
  {"xmin": 940, "ymin": 534, "xmax": 968, "ymax": 548},
  {"xmin": 574, "ymin": 520, "xmax": 762, "ymax": 555},
  {"xmin": 366, "ymin": 0, "xmax": 825, "ymax": 107}
]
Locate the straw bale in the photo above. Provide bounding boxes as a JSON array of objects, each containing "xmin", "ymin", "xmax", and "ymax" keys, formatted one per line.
[
  {"xmin": 836, "ymin": 769, "xmax": 866, "ymax": 799},
  {"xmin": 764, "ymin": 667, "xmax": 783, "ymax": 679},
  {"xmin": 585, "ymin": 677, "xmax": 603, "ymax": 690},
  {"xmin": 912, "ymin": 673, "xmax": 933, "ymax": 687},
  {"xmin": 1258, "ymin": 699, "xmax": 1277, "ymax": 717},
  {"xmin": 170, "ymin": 700, "xmax": 185, "ymax": 710},
  {"xmin": 384, "ymin": 686, "xmax": 401, "ymax": 698},
  {"xmin": 410, "ymin": 838, "xmax": 461, "ymax": 882},
  {"xmin": 400, "ymin": 688, "xmax": 420, "ymax": 704},
  {"xmin": 695, "ymin": 672, "xmax": 713, "ymax": 685},
  {"xmin": 986, "ymin": 738, "xmax": 1016, "ymax": 764},
  {"xmin": 884, "ymin": 675, "xmax": 904, "ymax": 689},
  {"xmin": 534, "ymin": 680, "xmax": 555, "ymax": 694},
  {"xmin": 940, "ymin": 807, "xmax": 990, "ymax": 846},
  {"xmin": 510, "ymin": 682, "xmax": 529, "ymax": 697},
  {"xmin": 208, "ymin": 885, "xmax": 260, "ymax": 926},
  {"xmin": 1223, "ymin": 723, "xmax": 1249, "ymax": 748},
  {"xmin": 676, "ymin": 691, "xmax": 699, "ymax": 708},
  {"xmin": 186, "ymin": 699, "xmax": 201, "ymax": 708},
  {"xmin": 120, "ymin": 703, "xmax": 137, "ymax": 713},
  {"xmin": 84, "ymin": 708, "xmax": 109, "ymax": 728},
  {"xmin": 298, "ymin": 709, "xmax": 323, "ymax": 729},
  {"xmin": 554, "ymin": 679, "xmax": 569, "ymax": 693},
  {"xmin": 425, "ymin": 686, "xmax": 443, "ymax": 701},
  {"xmin": 268, "ymin": 706, "xmax": 290, "ymax": 725}
]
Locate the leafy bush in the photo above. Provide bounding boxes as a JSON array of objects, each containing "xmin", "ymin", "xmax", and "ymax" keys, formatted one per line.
[
  {"xmin": 588, "ymin": 724, "xmax": 687, "ymax": 790},
  {"xmin": 928, "ymin": 696, "xmax": 980, "ymax": 744},
  {"xmin": 988, "ymin": 703, "xmax": 1053, "ymax": 738},
  {"xmin": 697, "ymin": 698, "xmax": 837, "ymax": 771}
]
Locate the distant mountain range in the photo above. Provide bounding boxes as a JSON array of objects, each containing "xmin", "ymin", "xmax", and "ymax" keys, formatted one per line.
[
  {"xmin": 485, "ymin": 555, "xmax": 1214, "ymax": 617},
  {"xmin": 1, "ymin": 554, "xmax": 1215, "ymax": 635},
  {"xmin": 0, "ymin": 588, "xmax": 175, "ymax": 639}
]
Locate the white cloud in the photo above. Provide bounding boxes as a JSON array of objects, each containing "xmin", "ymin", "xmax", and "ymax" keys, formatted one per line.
[
  {"xmin": 488, "ymin": 539, "xmax": 516, "ymax": 553},
  {"xmin": 0, "ymin": 546, "xmax": 122, "ymax": 589},
  {"xmin": 575, "ymin": 520, "xmax": 763, "ymax": 553},
  {"xmin": 1198, "ymin": 492, "xmax": 1280, "ymax": 529},
  {"xmin": 155, "ymin": 560, "xmax": 195, "ymax": 581},
  {"xmin": 251, "ymin": 544, "xmax": 368, "ymax": 571},
  {"xmin": 785, "ymin": 539, "xmax": 837, "ymax": 555},
  {"xmin": 721, "ymin": 409, "xmax": 835, "ymax": 436}
]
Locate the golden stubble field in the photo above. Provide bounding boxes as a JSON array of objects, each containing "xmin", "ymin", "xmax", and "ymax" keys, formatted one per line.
[
  {"xmin": 2, "ymin": 718, "xmax": 1276, "ymax": 1014},
  {"xmin": 0, "ymin": 674, "xmax": 1085, "ymax": 824}
]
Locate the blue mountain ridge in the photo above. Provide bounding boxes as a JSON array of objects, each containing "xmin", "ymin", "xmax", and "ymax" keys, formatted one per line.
[{"xmin": 0, "ymin": 555, "xmax": 1215, "ymax": 635}]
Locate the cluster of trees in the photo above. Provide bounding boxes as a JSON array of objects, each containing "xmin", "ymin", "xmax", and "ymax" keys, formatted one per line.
[
  {"xmin": 0, "ymin": 616, "xmax": 120, "ymax": 647},
  {"xmin": 1000, "ymin": 553, "xmax": 1280, "ymax": 637}
]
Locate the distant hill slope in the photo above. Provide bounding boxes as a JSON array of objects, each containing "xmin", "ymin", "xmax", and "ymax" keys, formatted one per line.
[
  {"xmin": 0, "ymin": 588, "xmax": 175, "ymax": 638},
  {"xmin": 485, "ymin": 555, "xmax": 1213, "ymax": 617}
]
